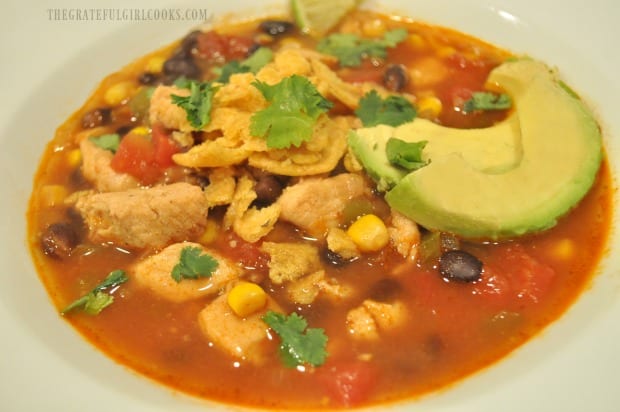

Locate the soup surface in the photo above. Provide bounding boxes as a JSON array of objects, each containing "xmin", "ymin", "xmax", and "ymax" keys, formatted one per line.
[{"xmin": 28, "ymin": 6, "xmax": 612, "ymax": 410}]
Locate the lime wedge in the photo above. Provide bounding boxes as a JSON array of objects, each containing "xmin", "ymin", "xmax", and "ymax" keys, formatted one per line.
[{"xmin": 291, "ymin": 0, "xmax": 359, "ymax": 36}]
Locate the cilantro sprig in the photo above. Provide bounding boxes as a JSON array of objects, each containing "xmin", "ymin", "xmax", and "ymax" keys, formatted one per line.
[
  {"xmin": 463, "ymin": 92, "xmax": 512, "ymax": 113},
  {"xmin": 89, "ymin": 133, "xmax": 121, "ymax": 153},
  {"xmin": 386, "ymin": 138, "xmax": 428, "ymax": 171},
  {"xmin": 171, "ymin": 246, "xmax": 219, "ymax": 283},
  {"xmin": 61, "ymin": 269, "xmax": 128, "ymax": 315},
  {"xmin": 171, "ymin": 80, "xmax": 219, "ymax": 129},
  {"xmin": 317, "ymin": 28, "xmax": 408, "ymax": 67},
  {"xmin": 262, "ymin": 311, "xmax": 328, "ymax": 368},
  {"xmin": 215, "ymin": 47, "xmax": 274, "ymax": 83},
  {"xmin": 250, "ymin": 74, "xmax": 333, "ymax": 149},
  {"xmin": 355, "ymin": 90, "xmax": 416, "ymax": 127}
]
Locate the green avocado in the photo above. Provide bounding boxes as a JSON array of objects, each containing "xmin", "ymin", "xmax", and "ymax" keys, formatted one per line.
[{"xmin": 348, "ymin": 59, "xmax": 602, "ymax": 239}]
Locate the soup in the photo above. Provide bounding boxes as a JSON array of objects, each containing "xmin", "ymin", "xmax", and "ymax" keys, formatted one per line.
[{"xmin": 27, "ymin": 6, "xmax": 612, "ymax": 409}]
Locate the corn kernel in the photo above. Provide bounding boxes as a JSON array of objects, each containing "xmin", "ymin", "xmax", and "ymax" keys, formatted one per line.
[
  {"xmin": 227, "ymin": 281, "xmax": 268, "ymax": 317},
  {"xmin": 407, "ymin": 33, "xmax": 426, "ymax": 50},
  {"xmin": 66, "ymin": 148, "xmax": 82, "ymax": 168},
  {"xmin": 103, "ymin": 81, "xmax": 135, "ymax": 106},
  {"xmin": 550, "ymin": 238, "xmax": 575, "ymax": 260},
  {"xmin": 362, "ymin": 19, "xmax": 387, "ymax": 37},
  {"xmin": 130, "ymin": 126, "xmax": 150, "ymax": 136},
  {"xmin": 39, "ymin": 184, "xmax": 68, "ymax": 207},
  {"xmin": 347, "ymin": 214, "xmax": 390, "ymax": 253},
  {"xmin": 198, "ymin": 220, "xmax": 219, "ymax": 245},
  {"xmin": 279, "ymin": 38, "xmax": 302, "ymax": 48},
  {"xmin": 145, "ymin": 56, "xmax": 166, "ymax": 74},
  {"xmin": 417, "ymin": 96, "xmax": 443, "ymax": 118},
  {"xmin": 436, "ymin": 46, "xmax": 457, "ymax": 58}
]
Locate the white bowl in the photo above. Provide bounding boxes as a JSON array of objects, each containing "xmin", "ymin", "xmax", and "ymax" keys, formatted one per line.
[{"xmin": 1, "ymin": 0, "xmax": 618, "ymax": 411}]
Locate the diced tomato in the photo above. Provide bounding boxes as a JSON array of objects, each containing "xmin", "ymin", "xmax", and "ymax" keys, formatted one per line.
[
  {"xmin": 151, "ymin": 123, "xmax": 179, "ymax": 168},
  {"xmin": 319, "ymin": 360, "xmax": 377, "ymax": 407},
  {"xmin": 217, "ymin": 233, "xmax": 269, "ymax": 271},
  {"xmin": 110, "ymin": 124, "xmax": 179, "ymax": 185},
  {"xmin": 196, "ymin": 31, "xmax": 254, "ymax": 62},
  {"xmin": 472, "ymin": 244, "xmax": 556, "ymax": 310}
]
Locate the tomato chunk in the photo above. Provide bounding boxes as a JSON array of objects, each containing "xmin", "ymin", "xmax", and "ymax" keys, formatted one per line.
[
  {"xmin": 110, "ymin": 125, "xmax": 179, "ymax": 185},
  {"xmin": 196, "ymin": 31, "xmax": 254, "ymax": 62},
  {"xmin": 320, "ymin": 360, "xmax": 377, "ymax": 407},
  {"xmin": 472, "ymin": 244, "xmax": 556, "ymax": 310},
  {"xmin": 217, "ymin": 233, "xmax": 269, "ymax": 271}
]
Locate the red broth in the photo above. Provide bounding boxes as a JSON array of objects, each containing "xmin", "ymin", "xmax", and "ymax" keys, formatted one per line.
[{"xmin": 27, "ymin": 9, "xmax": 612, "ymax": 410}]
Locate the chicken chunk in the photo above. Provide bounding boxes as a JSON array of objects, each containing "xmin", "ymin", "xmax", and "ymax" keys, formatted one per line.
[
  {"xmin": 346, "ymin": 299, "xmax": 408, "ymax": 341},
  {"xmin": 277, "ymin": 173, "xmax": 371, "ymax": 238},
  {"xmin": 198, "ymin": 293, "xmax": 279, "ymax": 365},
  {"xmin": 132, "ymin": 242, "xmax": 241, "ymax": 302},
  {"xmin": 79, "ymin": 138, "xmax": 140, "ymax": 192},
  {"xmin": 388, "ymin": 211, "xmax": 421, "ymax": 260},
  {"xmin": 75, "ymin": 182, "xmax": 208, "ymax": 249}
]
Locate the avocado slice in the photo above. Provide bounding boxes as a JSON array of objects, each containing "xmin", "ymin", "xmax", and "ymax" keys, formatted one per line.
[{"xmin": 349, "ymin": 59, "xmax": 602, "ymax": 239}]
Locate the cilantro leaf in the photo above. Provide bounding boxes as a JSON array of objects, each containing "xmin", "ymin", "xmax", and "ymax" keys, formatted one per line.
[
  {"xmin": 463, "ymin": 92, "xmax": 512, "ymax": 113},
  {"xmin": 89, "ymin": 133, "xmax": 121, "ymax": 153},
  {"xmin": 61, "ymin": 269, "xmax": 128, "ymax": 315},
  {"xmin": 386, "ymin": 138, "xmax": 428, "ymax": 171},
  {"xmin": 215, "ymin": 47, "xmax": 274, "ymax": 83},
  {"xmin": 216, "ymin": 61, "xmax": 250, "ymax": 83},
  {"xmin": 240, "ymin": 47, "xmax": 274, "ymax": 74},
  {"xmin": 250, "ymin": 75, "xmax": 333, "ymax": 149},
  {"xmin": 173, "ymin": 76, "xmax": 192, "ymax": 89},
  {"xmin": 262, "ymin": 311, "xmax": 328, "ymax": 368},
  {"xmin": 171, "ymin": 246, "xmax": 219, "ymax": 283},
  {"xmin": 82, "ymin": 291, "xmax": 115, "ymax": 315},
  {"xmin": 171, "ymin": 80, "xmax": 219, "ymax": 129},
  {"xmin": 356, "ymin": 90, "xmax": 417, "ymax": 127},
  {"xmin": 317, "ymin": 28, "xmax": 408, "ymax": 67}
]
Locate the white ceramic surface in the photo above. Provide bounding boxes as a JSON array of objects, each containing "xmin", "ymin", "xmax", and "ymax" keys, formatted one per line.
[{"xmin": 1, "ymin": 0, "xmax": 618, "ymax": 411}]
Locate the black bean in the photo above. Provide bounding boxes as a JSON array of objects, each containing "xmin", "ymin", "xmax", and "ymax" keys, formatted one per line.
[
  {"xmin": 368, "ymin": 278, "xmax": 402, "ymax": 302},
  {"xmin": 383, "ymin": 64, "xmax": 409, "ymax": 92},
  {"xmin": 115, "ymin": 125, "xmax": 133, "ymax": 136},
  {"xmin": 180, "ymin": 30, "xmax": 202, "ymax": 55},
  {"xmin": 246, "ymin": 43, "xmax": 261, "ymax": 57},
  {"xmin": 81, "ymin": 108, "xmax": 111, "ymax": 129},
  {"xmin": 254, "ymin": 174, "xmax": 284, "ymax": 206},
  {"xmin": 138, "ymin": 72, "xmax": 159, "ymax": 85},
  {"xmin": 259, "ymin": 20, "xmax": 295, "ymax": 36},
  {"xmin": 423, "ymin": 334, "xmax": 444, "ymax": 359},
  {"xmin": 438, "ymin": 250, "xmax": 483, "ymax": 282},
  {"xmin": 40, "ymin": 222, "xmax": 79, "ymax": 259},
  {"xmin": 163, "ymin": 54, "xmax": 201, "ymax": 79},
  {"xmin": 321, "ymin": 249, "xmax": 353, "ymax": 267}
]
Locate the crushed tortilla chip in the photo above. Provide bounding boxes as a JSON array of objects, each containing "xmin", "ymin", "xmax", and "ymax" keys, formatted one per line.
[
  {"xmin": 204, "ymin": 167, "xmax": 237, "ymax": 207},
  {"xmin": 248, "ymin": 116, "xmax": 350, "ymax": 176},
  {"xmin": 222, "ymin": 175, "xmax": 279, "ymax": 242},
  {"xmin": 233, "ymin": 204, "xmax": 281, "ymax": 243},
  {"xmin": 326, "ymin": 227, "xmax": 360, "ymax": 260},
  {"xmin": 260, "ymin": 242, "xmax": 322, "ymax": 284}
]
